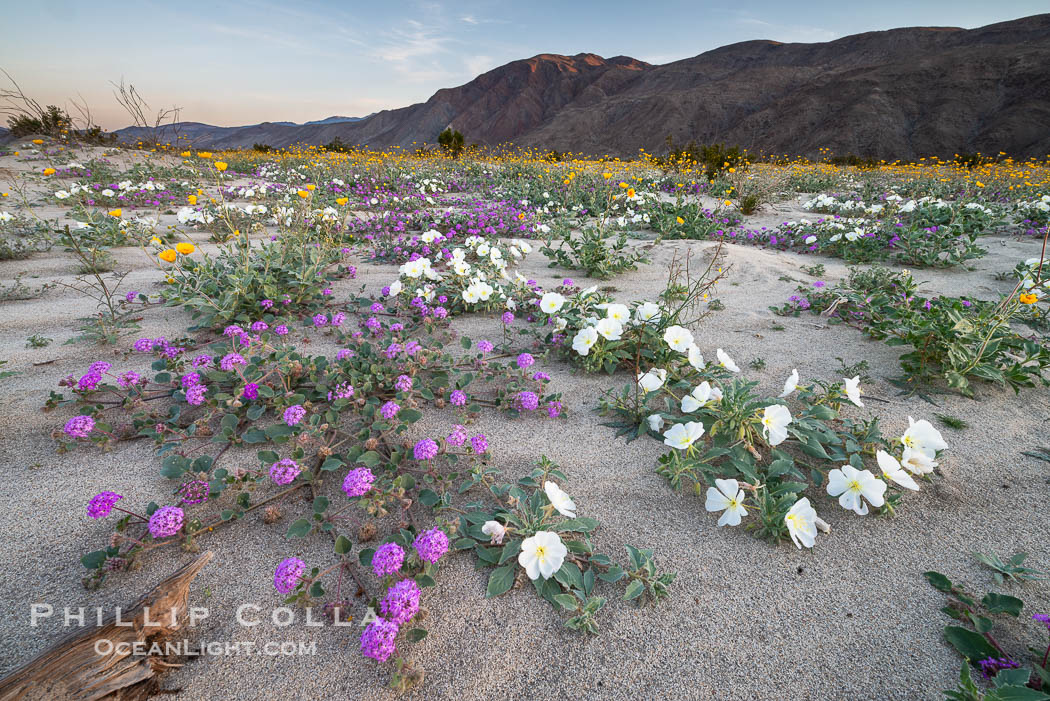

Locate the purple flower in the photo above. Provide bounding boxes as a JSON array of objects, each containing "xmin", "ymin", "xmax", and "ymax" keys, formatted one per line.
[
  {"xmin": 413, "ymin": 528, "xmax": 449, "ymax": 563},
  {"xmin": 449, "ymin": 389, "xmax": 467, "ymax": 406},
  {"xmin": 360, "ymin": 617, "xmax": 399, "ymax": 662},
  {"xmin": 261, "ymin": 299, "xmax": 274, "ymax": 309},
  {"xmin": 64, "ymin": 415, "xmax": 95, "ymax": 438},
  {"xmin": 87, "ymin": 491, "xmax": 122, "ymax": 519},
  {"xmin": 342, "ymin": 467, "xmax": 375, "ymax": 497},
  {"xmin": 77, "ymin": 372, "xmax": 101, "ymax": 391},
  {"xmin": 395, "ymin": 374, "xmax": 413, "ymax": 392},
  {"xmin": 336, "ymin": 348, "xmax": 354, "ymax": 360},
  {"xmin": 116, "ymin": 371, "xmax": 141, "ymax": 389},
  {"xmin": 516, "ymin": 353, "xmax": 534, "ymax": 369},
  {"xmin": 470, "ymin": 434, "xmax": 489, "ymax": 454},
  {"xmin": 179, "ymin": 480, "xmax": 210, "ymax": 505},
  {"xmin": 250, "ymin": 321, "xmax": 269, "ymax": 332},
  {"xmin": 413, "ymin": 438, "xmax": 439, "ymax": 461},
  {"xmin": 371, "ymin": 543, "xmax": 405, "ymax": 577},
  {"xmin": 332, "ymin": 312, "xmax": 346, "ymax": 326},
  {"xmin": 283, "ymin": 404, "xmax": 306, "ymax": 426},
  {"xmin": 370, "ymin": 302, "xmax": 384, "ymax": 313},
  {"xmin": 133, "ymin": 338, "xmax": 153, "ymax": 353},
  {"xmin": 477, "ymin": 340, "xmax": 494, "ymax": 353},
  {"xmin": 220, "ymin": 353, "xmax": 246, "ymax": 371},
  {"xmin": 433, "ymin": 306, "xmax": 448, "ymax": 319},
  {"xmin": 274, "ymin": 557, "xmax": 306, "ymax": 594},
  {"xmin": 380, "ymin": 579, "xmax": 421, "ymax": 625},
  {"xmin": 501, "ymin": 311, "xmax": 514, "ymax": 324},
  {"xmin": 1034, "ymin": 613, "xmax": 1050, "ymax": 631},
  {"xmin": 562, "ymin": 278, "xmax": 574, "ymax": 287},
  {"xmin": 380, "ymin": 401, "xmax": 400, "ymax": 419},
  {"xmin": 270, "ymin": 458, "xmax": 301, "ymax": 485},
  {"xmin": 447, "ymin": 424, "xmax": 467, "ymax": 447},
  {"xmin": 977, "ymin": 656, "xmax": 1021, "ymax": 680},
  {"xmin": 242, "ymin": 383, "xmax": 259, "ymax": 400},
  {"xmin": 192, "ymin": 354, "xmax": 213, "ymax": 368},
  {"xmin": 125, "ymin": 290, "xmax": 138, "ymax": 302},
  {"xmin": 223, "ymin": 325, "xmax": 244, "ymax": 337},
  {"xmin": 516, "ymin": 391, "xmax": 539, "ymax": 411},
  {"xmin": 547, "ymin": 401, "xmax": 563, "ymax": 418},
  {"xmin": 186, "ymin": 383, "xmax": 207, "ymax": 406},
  {"xmin": 332, "ymin": 383, "xmax": 354, "ymax": 400},
  {"xmin": 275, "ymin": 324, "xmax": 289, "ymax": 336},
  {"xmin": 532, "ymin": 371, "xmax": 550, "ymax": 382},
  {"xmin": 148, "ymin": 506, "xmax": 184, "ymax": 538},
  {"xmin": 312, "ymin": 313, "xmax": 328, "ymax": 327},
  {"xmin": 181, "ymin": 372, "xmax": 202, "ymax": 388}
]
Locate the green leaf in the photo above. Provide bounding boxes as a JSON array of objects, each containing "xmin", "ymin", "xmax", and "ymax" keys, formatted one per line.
[
  {"xmin": 320, "ymin": 456, "xmax": 345, "ymax": 472},
  {"xmin": 286, "ymin": 518, "xmax": 312, "ymax": 538},
  {"xmin": 313, "ymin": 496, "xmax": 330, "ymax": 514},
  {"xmin": 923, "ymin": 571, "xmax": 953, "ymax": 593},
  {"xmin": 981, "ymin": 592, "xmax": 1023, "ymax": 617},
  {"xmin": 943, "ymin": 625, "xmax": 998, "ymax": 663},
  {"xmin": 552, "ymin": 518, "xmax": 600, "ymax": 533},
  {"xmin": 81, "ymin": 550, "xmax": 108, "ymax": 570},
  {"xmin": 407, "ymin": 628, "xmax": 428, "ymax": 642},
  {"xmin": 357, "ymin": 451, "xmax": 382, "ymax": 467},
  {"xmin": 553, "ymin": 594, "xmax": 579, "ymax": 611},
  {"xmin": 334, "ymin": 535, "xmax": 352, "ymax": 555},
  {"xmin": 486, "ymin": 564, "xmax": 516, "ymax": 598},
  {"xmin": 418, "ymin": 489, "xmax": 441, "ymax": 508},
  {"xmin": 623, "ymin": 579, "xmax": 645, "ymax": 601}
]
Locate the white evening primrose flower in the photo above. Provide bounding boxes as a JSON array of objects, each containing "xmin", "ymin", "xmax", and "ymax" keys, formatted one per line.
[
  {"xmin": 779, "ymin": 369, "xmax": 799, "ymax": 398},
  {"xmin": 598, "ymin": 303, "xmax": 630, "ymax": 324},
  {"xmin": 637, "ymin": 368, "xmax": 667, "ymax": 393},
  {"xmin": 481, "ymin": 520, "xmax": 507, "ymax": 544},
  {"xmin": 716, "ymin": 348, "xmax": 740, "ymax": 372},
  {"xmin": 804, "ymin": 235, "xmax": 817, "ymax": 245},
  {"xmin": 900, "ymin": 446, "xmax": 937, "ymax": 475},
  {"xmin": 635, "ymin": 302, "xmax": 661, "ymax": 323},
  {"xmin": 901, "ymin": 417, "xmax": 948, "ymax": 459},
  {"xmin": 785, "ymin": 497, "xmax": 818, "ymax": 549},
  {"xmin": 54, "ymin": 190, "xmax": 70, "ymax": 199},
  {"xmin": 761, "ymin": 404, "xmax": 792, "ymax": 446},
  {"xmin": 539, "ymin": 292, "xmax": 565, "ymax": 314},
  {"xmin": 579, "ymin": 285, "xmax": 598, "ymax": 297},
  {"xmin": 681, "ymin": 382, "xmax": 714, "ymax": 413},
  {"xmin": 572, "ymin": 327, "xmax": 599, "ymax": 356},
  {"xmin": 663, "ymin": 325, "xmax": 694, "ymax": 352},
  {"xmin": 843, "ymin": 376, "xmax": 863, "ymax": 407},
  {"xmin": 662, "ymin": 421, "xmax": 705, "ymax": 451},
  {"xmin": 687, "ymin": 344, "xmax": 705, "ymax": 370},
  {"xmin": 387, "ymin": 280, "xmax": 402, "ymax": 297},
  {"xmin": 518, "ymin": 531, "xmax": 567, "ymax": 580},
  {"xmin": 705, "ymin": 478, "xmax": 747, "ymax": 526},
  {"xmin": 544, "ymin": 481, "xmax": 577, "ymax": 518},
  {"xmin": 646, "ymin": 414, "xmax": 665, "ymax": 431},
  {"xmin": 827, "ymin": 465, "xmax": 886, "ymax": 515},
  {"xmin": 595, "ymin": 317, "xmax": 623, "ymax": 341},
  {"xmin": 876, "ymin": 450, "xmax": 920, "ymax": 491}
]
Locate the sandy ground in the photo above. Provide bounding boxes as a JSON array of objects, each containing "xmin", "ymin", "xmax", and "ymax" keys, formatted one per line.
[{"xmin": 0, "ymin": 146, "xmax": 1047, "ymax": 701}]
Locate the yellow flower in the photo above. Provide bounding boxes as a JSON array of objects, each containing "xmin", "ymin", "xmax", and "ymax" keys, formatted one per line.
[
  {"xmin": 158, "ymin": 249, "xmax": 177, "ymax": 263},
  {"xmin": 43, "ymin": 168, "xmax": 55, "ymax": 176},
  {"xmin": 626, "ymin": 188, "xmax": 636, "ymax": 198},
  {"xmin": 728, "ymin": 167, "xmax": 736, "ymax": 173},
  {"xmin": 215, "ymin": 161, "xmax": 228, "ymax": 172},
  {"xmin": 188, "ymin": 195, "xmax": 197, "ymax": 205},
  {"xmin": 676, "ymin": 216, "xmax": 685, "ymax": 225},
  {"xmin": 518, "ymin": 212, "xmax": 526, "ymax": 220},
  {"xmin": 602, "ymin": 172, "xmax": 612, "ymax": 179},
  {"xmin": 306, "ymin": 183, "xmax": 316, "ymax": 191},
  {"xmin": 618, "ymin": 182, "xmax": 629, "ymax": 189},
  {"xmin": 297, "ymin": 190, "xmax": 309, "ymax": 199},
  {"xmin": 198, "ymin": 151, "xmax": 212, "ymax": 159},
  {"xmin": 1020, "ymin": 293, "xmax": 1038, "ymax": 305},
  {"xmin": 180, "ymin": 151, "xmax": 191, "ymax": 158},
  {"xmin": 724, "ymin": 200, "xmax": 733, "ymax": 207},
  {"xmin": 150, "ymin": 236, "xmax": 161, "ymax": 244},
  {"xmin": 166, "ymin": 276, "xmax": 175, "ymax": 284},
  {"xmin": 975, "ymin": 181, "xmax": 985, "ymax": 188},
  {"xmin": 109, "ymin": 208, "xmax": 122, "ymax": 218},
  {"xmin": 32, "ymin": 139, "xmax": 43, "ymax": 145},
  {"xmin": 335, "ymin": 197, "xmax": 348, "ymax": 205},
  {"xmin": 175, "ymin": 242, "xmax": 196, "ymax": 255}
]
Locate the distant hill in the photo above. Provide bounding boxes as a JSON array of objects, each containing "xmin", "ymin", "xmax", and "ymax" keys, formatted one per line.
[
  {"xmin": 113, "ymin": 116, "xmax": 367, "ymax": 147},
  {"xmin": 115, "ymin": 14, "xmax": 1050, "ymax": 159}
]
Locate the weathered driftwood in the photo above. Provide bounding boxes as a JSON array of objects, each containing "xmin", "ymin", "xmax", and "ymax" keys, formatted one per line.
[{"xmin": 0, "ymin": 551, "xmax": 213, "ymax": 701}]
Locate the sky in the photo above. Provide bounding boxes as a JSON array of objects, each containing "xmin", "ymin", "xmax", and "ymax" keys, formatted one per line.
[{"xmin": 1, "ymin": 0, "xmax": 1046, "ymax": 130}]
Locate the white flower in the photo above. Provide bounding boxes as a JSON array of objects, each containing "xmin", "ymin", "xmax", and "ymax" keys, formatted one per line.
[
  {"xmin": 663, "ymin": 325, "xmax": 694, "ymax": 352},
  {"xmin": 827, "ymin": 465, "xmax": 886, "ymax": 515},
  {"xmin": 571, "ymin": 327, "xmax": 599, "ymax": 356},
  {"xmin": 387, "ymin": 281, "xmax": 402, "ymax": 297},
  {"xmin": 901, "ymin": 417, "xmax": 948, "ymax": 459},
  {"xmin": 400, "ymin": 259, "xmax": 426, "ymax": 278},
  {"xmin": 779, "ymin": 369, "xmax": 799, "ymax": 398},
  {"xmin": 518, "ymin": 531, "xmax": 567, "ymax": 580},
  {"xmin": 716, "ymin": 348, "xmax": 740, "ymax": 372},
  {"xmin": 635, "ymin": 302, "xmax": 661, "ymax": 323},
  {"xmin": 637, "ymin": 368, "xmax": 667, "ymax": 393},
  {"xmin": 595, "ymin": 317, "xmax": 623, "ymax": 341},
  {"xmin": 539, "ymin": 292, "xmax": 565, "ymax": 314},
  {"xmin": 705, "ymin": 478, "xmax": 747, "ymax": 526},
  {"xmin": 804, "ymin": 235, "xmax": 817, "ymax": 245},
  {"xmin": 785, "ymin": 497, "xmax": 818, "ymax": 549},
  {"xmin": 54, "ymin": 190, "xmax": 70, "ymax": 200},
  {"xmin": 646, "ymin": 414, "xmax": 665, "ymax": 431},
  {"xmin": 687, "ymin": 344, "xmax": 705, "ymax": 371},
  {"xmin": 579, "ymin": 285, "xmax": 598, "ymax": 297},
  {"xmin": 462, "ymin": 286, "xmax": 480, "ymax": 304},
  {"xmin": 0, "ymin": 211, "xmax": 14, "ymax": 223},
  {"xmin": 681, "ymin": 382, "xmax": 715, "ymax": 413},
  {"xmin": 760, "ymin": 404, "xmax": 792, "ymax": 446},
  {"xmin": 481, "ymin": 520, "xmax": 507, "ymax": 544},
  {"xmin": 900, "ymin": 446, "xmax": 938, "ymax": 475},
  {"xmin": 544, "ymin": 481, "xmax": 577, "ymax": 518},
  {"xmin": 662, "ymin": 421, "xmax": 705, "ymax": 451},
  {"xmin": 597, "ymin": 303, "xmax": 630, "ymax": 324},
  {"xmin": 843, "ymin": 376, "xmax": 863, "ymax": 407},
  {"xmin": 876, "ymin": 450, "xmax": 920, "ymax": 491}
]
